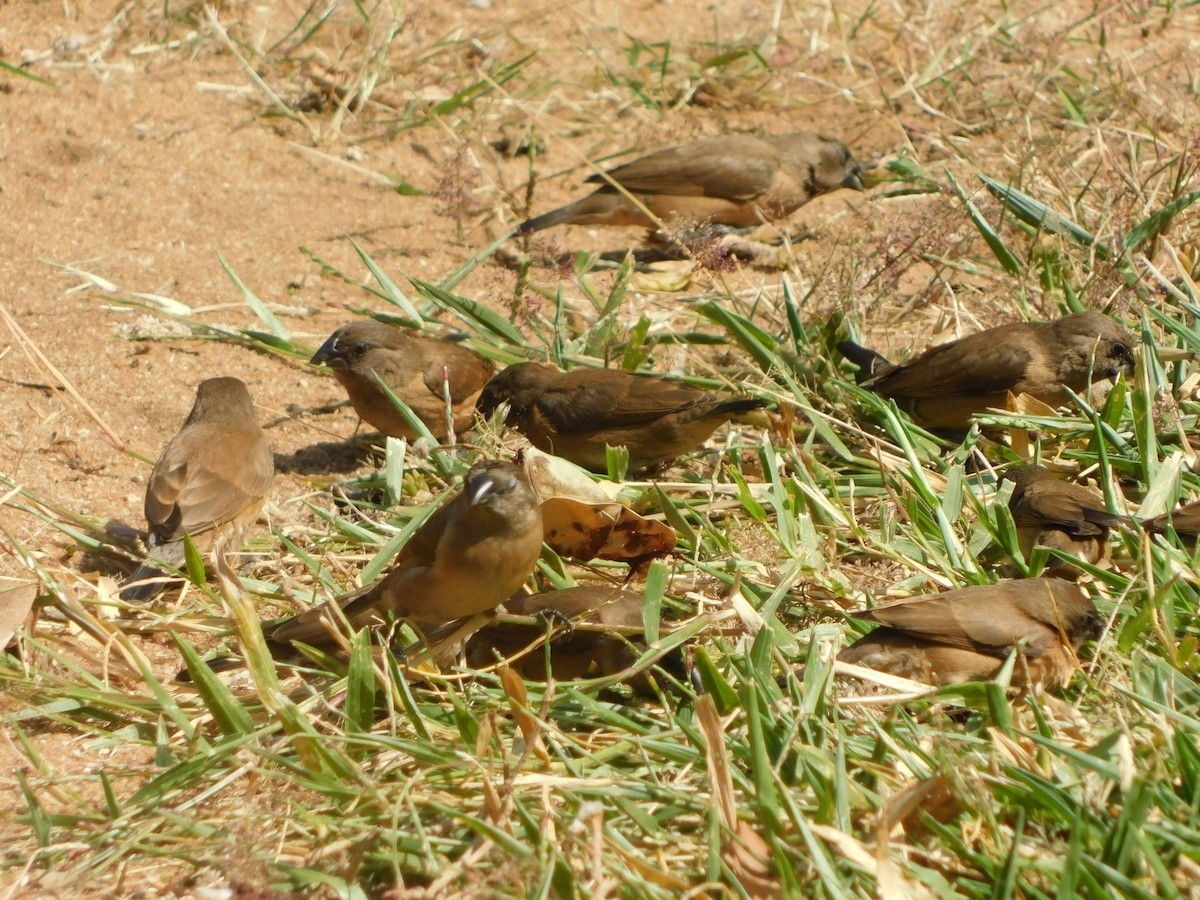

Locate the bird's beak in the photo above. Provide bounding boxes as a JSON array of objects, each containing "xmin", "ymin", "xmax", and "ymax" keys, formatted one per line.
[
  {"xmin": 844, "ymin": 166, "xmax": 868, "ymax": 191},
  {"xmin": 467, "ymin": 472, "xmax": 498, "ymax": 506},
  {"xmin": 310, "ymin": 335, "xmax": 341, "ymax": 367},
  {"xmin": 1110, "ymin": 349, "xmax": 1136, "ymax": 378}
]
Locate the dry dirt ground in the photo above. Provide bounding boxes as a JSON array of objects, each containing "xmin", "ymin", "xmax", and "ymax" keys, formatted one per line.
[
  {"xmin": 0, "ymin": 0, "xmax": 889, "ymax": 552},
  {"xmin": 0, "ymin": 0, "xmax": 1196, "ymax": 894}
]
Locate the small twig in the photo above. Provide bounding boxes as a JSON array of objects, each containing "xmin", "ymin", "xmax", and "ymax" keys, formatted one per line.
[
  {"xmin": 0, "ymin": 300, "xmax": 125, "ymax": 451},
  {"xmin": 204, "ymin": 7, "xmax": 318, "ymax": 140}
]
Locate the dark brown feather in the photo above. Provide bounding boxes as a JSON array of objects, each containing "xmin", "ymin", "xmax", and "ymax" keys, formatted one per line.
[
  {"xmin": 1143, "ymin": 499, "xmax": 1200, "ymax": 548},
  {"xmin": 477, "ymin": 362, "xmax": 765, "ymax": 472},
  {"xmin": 840, "ymin": 579, "xmax": 1099, "ymax": 688},
  {"xmin": 841, "ymin": 312, "xmax": 1136, "ymax": 432},
  {"xmin": 517, "ymin": 132, "xmax": 864, "ymax": 234},
  {"xmin": 466, "ymin": 585, "xmax": 685, "ymax": 692},
  {"xmin": 1004, "ymin": 464, "xmax": 1126, "ymax": 576}
]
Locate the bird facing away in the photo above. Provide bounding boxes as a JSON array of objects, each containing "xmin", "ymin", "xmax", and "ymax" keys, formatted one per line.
[
  {"xmin": 1004, "ymin": 464, "xmax": 1126, "ymax": 576},
  {"xmin": 466, "ymin": 585, "xmax": 685, "ymax": 692},
  {"xmin": 517, "ymin": 131, "xmax": 865, "ymax": 234},
  {"xmin": 311, "ymin": 320, "xmax": 496, "ymax": 441},
  {"xmin": 476, "ymin": 362, "xmax": 766, "ymax": 473},
  {"xmin": 1143, "ymin": 500, "xmax": 1200, "ymax": 548},
  {"xmin": 121, "ymin": 377, "xmax": 274, "ymax": 603},
  {"xmin": 839, "ymin": 578, "xmax": 1099, "ymax": 689},
  {"xmin": 837, "ymin": 311, "xmax": 1136, "ymax": 432},
  {"xmin": 267, "ymin": 460, "xmax": 542, "ymax": 651}
]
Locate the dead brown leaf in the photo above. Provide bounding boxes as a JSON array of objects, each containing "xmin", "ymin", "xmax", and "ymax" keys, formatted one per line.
[
  {"xmin": 0, "ymin": 581, "xmax": 38, "ymax": 649},
  {"xmin": 521, "ymin": 448, "xmax": 677, "ymax": 563}
]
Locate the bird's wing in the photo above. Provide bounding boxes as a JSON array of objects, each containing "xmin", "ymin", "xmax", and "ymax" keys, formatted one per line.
[
  {"xmin": 590, "ymin": 139, "xmax": 779, "ymax": 201},
  {"xmin": 537, "ymin": 376, "xmax": 710, "ymax": 433},
  {"xmin": 389, "ymin": 495, "xmax": 459, "ymax": 570},
  {"xmin": 1153, "ymin": 501, "xmax": 1200, "ymax": 535},
  {"xmin": 1019, "ymin": 490, "xmax": 1115, "ymax": 534},
  {"xmin": 145, "ymin": 426, "xmax": 271, "ymax": 541},
  {"xmin": 860, "ymin": 587, "xmax": 1056, "ymax": 658},
  {"xmin": 865, "ymin": 331, "xmax": 1038, "ymax": 398}
]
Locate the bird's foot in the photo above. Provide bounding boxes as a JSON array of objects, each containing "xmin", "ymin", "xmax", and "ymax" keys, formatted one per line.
[{"xmin": 533, "ymin": 607, "xmax": 575, "ymax": 635}]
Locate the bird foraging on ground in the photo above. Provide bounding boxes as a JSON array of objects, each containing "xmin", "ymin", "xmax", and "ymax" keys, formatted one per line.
[
  {"xmin": 476, "ymin": 362, "xmax": 766, "ymax": 473},
  {"xmin": 1004, "ymin": 464, "xmax": 1126, "ymax": 576},
  {"xmin": 837, "ymin": 311, "xmax": 1135, "ymax": 432},
  {"xmin": 839, "ymin": 578, "xmax": 1100, "ymax": 689},
  {"xmin": 1142, "ymin": 500, "xmax": 1200, "ymax": 548},
  {"xmin": 311, "ymin": 319, "xmax": 495, "ymax": 441},
  {"xmin": 121, "ymin": 377, "xmax": 274, "ymax": 602},
  {"xmin": 517, "ymin": 131, "xmax": 865, "ymax": 235},
  {"xmin": 266, "ymin": 459, "xmax": 543, "ymax": 653},
  {"xmin": 468, "ymin": 586, "xmax": 647, "ymax": 679}
]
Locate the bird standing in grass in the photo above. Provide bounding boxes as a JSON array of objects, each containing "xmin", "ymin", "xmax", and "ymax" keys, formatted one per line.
[
  {"xmin": 839, "ymin": 579, "xmax": 1099, "ymax": 689},
  {"xmin": 1143, "ymin": 500, "xmax": 1200, "ymax": 548},
  {"xmin": 476, "ymin": 362, "xmax": 766, "ymax": 472},
  {"xmin": 517, "ymin": 131, "xmax": 865, "ymax": 235},
  {"xmin": 266, "ymin": 459, "xmax": 542, "ymax": 651},
  {"xmin": 311, "ymin": 320, "xmax": 495, "ymax": 441},
  {"xmin": 121, "ymin": 377, "xmax": 274, "ymax": 602},
  {"xmin": 1004, "ymin": 464, "xmax": 1126, "ymax": 576},
  {"xmin": 467, "ymin": 586, "xmax": 646, "ymax": 679},
  {"xmin": 837, "ymin": 311, "xmax": 1135, "ymax": 432}
]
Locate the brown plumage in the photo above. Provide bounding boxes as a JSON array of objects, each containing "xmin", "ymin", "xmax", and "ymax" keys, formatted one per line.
[
  {"xmin": 837, "ymin": 312, "xmax": 1136, "ymax": 432},
  {"xmin": 311, "ymin": 320, "xmax": 496, "ymax": 441},
  {"xmin": 466, "ymin": 585, "xmax": 685, "ymax": 691},
  {"xmin": 1005, "ymin": 464, "xmax": 1126, "ymax": 576},
  {"xmin": 476, "ymin": 362, "xmax": 766, "ymax": 472},
  {"xmin": 121, "ymin": 377, "xmax": 274, "ymax": 602},
  {"xmin": 1143, "ymin": 500, "xmax": 1200, "ymax": 548},
  {"xmin": 517, "ymin": 132, "xmax": 865, "ymax": 234},
  {"xmin": 267, "ymin": 460, "xmax": 542, "ymax": 651},
  {"xmin": 839, "ymin": 579, "xmax": 1099, "ymax": 689}
]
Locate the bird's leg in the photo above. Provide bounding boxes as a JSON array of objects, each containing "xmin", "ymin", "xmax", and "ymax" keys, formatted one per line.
[
  {"xmin": 441, "ymin": 364, "xmax": 457, "ymax": 447},
  {"xmin": 533, "ymin": 607, "xmax": 575, "ymax": 636}
]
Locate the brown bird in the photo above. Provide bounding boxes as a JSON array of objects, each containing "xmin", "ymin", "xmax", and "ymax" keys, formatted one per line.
[
  {"xmin": 267, "ymin": 460, "xmax": 542, "ymax": 651},
  {"xmin": 1005, "ymin": 464, "xmax": 1127, "ymax": 576},
  {"xmin": 839, "ymin": 579, "xmax": 1100, "ymax": 689},
  {"xmin": 837, "ymin": 311, "xmax": 1136, "ymax": 432},
  {"xmin": 1143, "ymin": 500, "xmax": 1200, "ymax": 548},
  {"xmin": 467, "ymin": 586, "xmax": 644, "ymax": 679},
  {"xmin": 517, "ymin": 132, "xmax": 865, "ymax": 234},
  {"xmin": 466, "ymin": 585, "xmax": 685, "ymax": 692},
  {"xmin": 121, "ymin": 377, "xmax": 274, "ymax": 602},
  {"xmin": 311, "ymin": 320, "xmax": 496, "ymax": 441},
  {"xmin": 476, "ymin": 362, "xmax": 766, "ymax": 472}
]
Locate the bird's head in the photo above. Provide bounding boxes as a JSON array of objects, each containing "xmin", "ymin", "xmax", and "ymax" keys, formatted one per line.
[
  {"xmin": 463, "ymin": 460, "xmax": 535, "ymax": 523},
  {"xmin": 186, "ymin": 376, "xmax": 257, "ymax": 425},
  {"xmin": 1055, "ymin": 311, "xmax": 1137, "ymax": 380},
  {"xmin": 476, "ymin": 362, "xmax": 550, "ymax": 423},
  {"xmin": 311, "ymin": 320, "xmax": 403, "ymax": 372}
]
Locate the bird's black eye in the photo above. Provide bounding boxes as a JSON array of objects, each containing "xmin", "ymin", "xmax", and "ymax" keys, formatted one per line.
[
  {"xmin": 352, "ymin": 342, "xmax": 370, "ymax": 357},
  {"xmin": 1112, "ymin": 342, "xmax": 1129, "ymax": 357}
]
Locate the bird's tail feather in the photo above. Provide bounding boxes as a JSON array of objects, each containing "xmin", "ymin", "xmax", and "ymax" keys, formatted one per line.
[
  {"xmin": 516, "ymin": 204, "xmax": 575, "ymax": 235},
  {"xmin": 119, "ymin": 563, "xmax": 173, "ymax": 603},
  {"xmin": 717, "ymin": 397, "xmax": 768, "ymax": 417}
]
